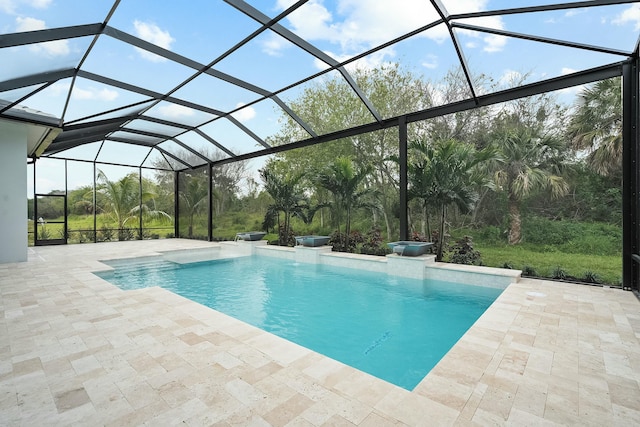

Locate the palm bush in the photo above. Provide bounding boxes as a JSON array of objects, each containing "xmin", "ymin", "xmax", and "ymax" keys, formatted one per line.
[
  {"xmin": 318, "ymin": 157, "xmax": 375, "ymax": 251},
  {"xmin": 260, "ymin": 165, "xmax": 307, "ymax": 246}
]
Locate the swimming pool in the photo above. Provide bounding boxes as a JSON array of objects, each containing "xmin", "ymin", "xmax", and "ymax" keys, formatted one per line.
[{"xmin": 96, "ymin": 255, "xmax": 503, "ymax": 390}]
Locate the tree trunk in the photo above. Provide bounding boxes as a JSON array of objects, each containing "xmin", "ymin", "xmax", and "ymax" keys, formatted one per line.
[
  {"xmin": 425, "ymin": 203, "xmax": 432, "ymax": 242},
  {"xmin": 436, "ymin": 204, "xmax": 446, "ymax": 261},
  {"xmin": 382, "ymin": 209, "xmax": 393, "ymax": 242},
  {"xmin": 345, "ymin": 206, "xmax": 351, "ymax": 250},
  {"xmin": 422, "ymin": 204, "xmax": 427, "ymax": 237},
  {"xmin": 277, "ymin": 212, "xmax": 282, "ymax": 245},
  {"xmin": 471, "ymin": 188, "xmax": 488, "ymax": 225},
  {"xmin": 372, "ymin": 207, "xmax": 378, "ymax": 227},
  {"xmin": 508, "ymin": 197, "xmax": 522, "ymax": 245},
  {"xmin": 284, "ymin": 211, "xmax": 290, "ymax": 246}
]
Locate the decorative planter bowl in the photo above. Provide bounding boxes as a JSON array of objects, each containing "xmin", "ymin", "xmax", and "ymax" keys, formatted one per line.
[
  {"xmin": 236, "ymin": 232, "xmax": 266, "ymax": 241},
  {"xmin": 295, "ymin": 235, "xmax": 331, "ymax": 247},
  {"xmin": 387, "ymin": 241, "xmax": 434, "ymax": 256}
]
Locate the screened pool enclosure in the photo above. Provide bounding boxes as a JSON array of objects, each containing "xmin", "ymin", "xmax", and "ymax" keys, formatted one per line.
[{"xmin": 1, "ymin": 0, "xmax": 639, "ymax": 289}]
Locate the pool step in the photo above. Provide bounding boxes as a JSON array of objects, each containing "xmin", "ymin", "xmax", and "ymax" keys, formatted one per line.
[{"xmin": 102, "ymin": 258, "xmax": 179, "ymax": 274}]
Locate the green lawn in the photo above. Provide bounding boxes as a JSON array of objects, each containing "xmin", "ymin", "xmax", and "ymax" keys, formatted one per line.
[{"xmin": 467, "ymin": 243, "xmax": 622, "ymax": 286}]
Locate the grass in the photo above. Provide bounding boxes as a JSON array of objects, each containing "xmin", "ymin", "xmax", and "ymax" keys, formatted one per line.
[
  {"xmin": 472, "ymin": 243, "xmax": 622, "ymax": 286},
  {"xmin": 449, "ymin": 219, "xmax": 623, "ymax": 286},
  {"xmin": 29, "ymin": 214, "xmax": 174, "ymax": 244}
]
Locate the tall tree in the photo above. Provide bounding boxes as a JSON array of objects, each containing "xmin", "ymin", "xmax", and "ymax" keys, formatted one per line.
[
  {"xmin": 317, "ymin": 157, "xmax": 374, "ymax": 250},
  {"xmin": 408, "ymin": 139, "xmax": 497, "ymax": 261},
  {"xmin": 152, "ymin": 148, "xmax": 249, "ymax": 218},
  {"xmin": 492, "ymin": 128, "xmax": 568, "ymax": 244},
  {"xmin": 178, "ymin": 170, "xmax": 208, "ymax": 238},
  {"xmin": 260, "ymin": 163, "xmax": 307, "ymax": 246},
  {"xmin": 268, "ymin": 63, "xmax": 433, "ymax": 240},
  {"xmin": 567, "ymin": 77, "xmax": 622, "ymax": 177},
  {"xmin": 96, "ymin": 170, "xmax": 170, "ymax": 239}
]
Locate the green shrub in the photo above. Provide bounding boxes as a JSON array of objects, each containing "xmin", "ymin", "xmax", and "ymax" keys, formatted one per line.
[
  {"xmin": 79, "ymin": 230, "xmax": 95, "ymax": 243},
  {"xmin": 360, "ymin": 227, "xmax": 388, "ymax": 256},
  {"xmin": 449, "ymin": 236, "xmax": 482, "ymax": 265},
  {"xmin": 551, "ymin": 266, "xmax": 568, "ymax": 280},
  {"xmin": 38, "ymin": 226, "xmax": 51, "ymax": 240},
  {"xmin": 98, "ymin": 226, "xmax": 113, "ymax": 242},
  {"xmin": 474, "ymin": 226, "xmax": 503, "ymax": 245},
  {"xmin": 582, "ymin": 271, "xmax": 601, "ymax": 284},
  {"xmin": 118, "ymin": 228, "xmax": 135, "ymax": 241},
  {"xmin": 521, "ymin": 216, "xmax": 621, "ymax": 256},
  {"xmin": 522, "ymin": 265, "xmax": 537, "ymax": 276}
]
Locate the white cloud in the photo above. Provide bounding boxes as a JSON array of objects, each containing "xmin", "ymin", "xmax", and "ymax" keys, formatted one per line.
[
  {"xmin": 41, "ymin": 81, "xmax": 69, "ymax": 98},
  {"xmin": 558, "ymin": 67, "xmax": 582, "ymax": 96},
  {"xmin": 565, "ymin": 9, "xmax": 587, "ymax": 18},
  {"xmin": 349, "ymin": 49, "xmax": 396, "ymax": 72},
  {"xmin": 272, "ymin": 0, "xmax": 504, "ymax": 60},
  {"xmin": 15, "ymin": 15, "xmax": 44, "ymax": 31},
  {"xmin": 315, "ymin": 47, "xmax": 396, "ymax": 72},
  {"xmin": 283, "ymin": 0, "xmax": 336, "ymax": 40},
  {"xmin": 422, "ymin": 54, "xmax": 438, "ymax": 69},
  {"xmin": 613, "ymin": 4, "xmax": 640, "ymax": 31},
  {"xmin": 558, "ymin": 85, "xmax": 581, "ymax": 97},
  {"xmin": 313, "ymin": 57, "xmax": 331, "ymax": 71},
  {"xmin": 15, "ymin": 16, "xmax": 69, "ymax": 55},
  {"xmin": 0, "ymin": 0, "xmax": 51, "ymax": 14},
  {"xmin": 133, "ymin": 20, "xmax": 175, "ymax": 62},
  {"xmin": 231, "ymin": 103, "xmax": 256, "ymax": 122},
  {"xmin": 261, "ymin": 32, "xmax": 294, "ymax": 56},
  {"xmin": 72, "ymin": 86, "xmax": 119, "ymax": 101},
  {"xmin": 455, "ymin": 15, "xmax": 507, "ymax": 53},
  {"xmin": 482, "ymin": 33, "xmax": 507, "ymax": 53},
  {"xmin": 158, "ymin": 104, "xmax": 194, "ymax": 118},
  {"xmin": 26, "ymin": 0, "xmax": 51, "ymax": 8}
]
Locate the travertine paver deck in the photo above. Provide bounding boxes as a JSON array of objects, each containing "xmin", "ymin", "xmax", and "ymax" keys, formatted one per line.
[{"xmin": 1, "ymin": 239, "xmax": 640, "ymax": 426}]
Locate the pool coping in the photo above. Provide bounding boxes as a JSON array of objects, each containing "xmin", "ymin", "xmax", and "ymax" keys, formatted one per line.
[{"xmin": 2, "ymin": 239, "xmax": 640, "ymax": 425}]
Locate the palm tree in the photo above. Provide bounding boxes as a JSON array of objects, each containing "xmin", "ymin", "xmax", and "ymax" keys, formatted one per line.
[
  {"xmin": 260, "ymin": 166, "xmax": 307, "ymax": 246},
  {"xmin": 178, "ymin": 172, "xmax": 208, "ymax": 238},
  {"xmin": 493, "ymin": 129, "xmax": 568, "ymax": 245},
  {"xmin": 408, "ymin": 139, "xmax": 497, "ymax": 261},
  {"xmin": 97, "ymin": 170, "xmax": 171, "ymax": 239},
  {"xmin": 317, "ymin": 157, "xmax": 374, "ymax": 250},
  {"xmin": 567, "ymin": 77, "xmax": 621, "ymax": 177}
]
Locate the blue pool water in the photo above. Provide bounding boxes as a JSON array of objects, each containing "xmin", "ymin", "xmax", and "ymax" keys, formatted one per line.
[{"xmin": 97, "ymin": 255, "xmax": 502, "ymax": 390}]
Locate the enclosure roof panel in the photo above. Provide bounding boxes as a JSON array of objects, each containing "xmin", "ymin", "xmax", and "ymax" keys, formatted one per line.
[{"xmin": 1, "ymin": 0, "xmax": 638, "ymax": 169}]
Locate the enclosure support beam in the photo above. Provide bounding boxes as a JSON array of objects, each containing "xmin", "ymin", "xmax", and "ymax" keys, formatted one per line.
[
  {"xmin": 93, "ymin": 163, "xmax": 97, "ymax": 243},
  {"xmin": 174, "ymin": 171, "xmax": 180, "ymax": 238},
  {"xmin": 622, "ymin": 59, "xmax": 639, "ymax": 291},
  {"xmin": 138, "ymin": 167, "xmax": 143, "ymax": 240},
  {"xmin": 33, "ymin": 158, "xmax": 38, "ymax": 246},
  {"xmin": 208, "ymin": 163, "xmax": 213, "ymax": 242},
  {"xmin": 399, "ymin": 116, "xmax": 408, "ymax": 241}
]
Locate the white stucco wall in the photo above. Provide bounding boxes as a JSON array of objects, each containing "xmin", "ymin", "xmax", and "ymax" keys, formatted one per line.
[{"xmin": 0, "ymin": 121, "xmax": 27, "ymax": 263}]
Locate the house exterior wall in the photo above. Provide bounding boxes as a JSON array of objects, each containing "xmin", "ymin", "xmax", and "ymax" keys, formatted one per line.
[{"xmin": 0, "ymin": 121, "xmax": 27, "ymax": 263}]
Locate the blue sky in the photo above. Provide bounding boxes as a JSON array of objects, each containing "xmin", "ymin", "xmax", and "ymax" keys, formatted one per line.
[{"xmin": 1, "ymin": 0, "xmax": 639, "ymax": 193}]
